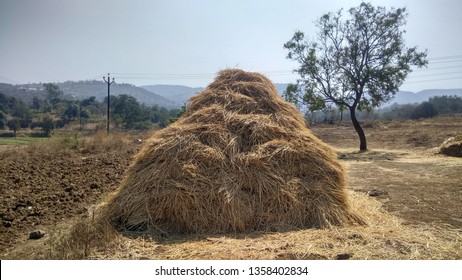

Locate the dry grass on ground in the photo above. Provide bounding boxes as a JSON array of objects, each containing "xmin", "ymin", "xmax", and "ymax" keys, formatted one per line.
[{"xmin": 42, "ymin": 189, "xmax": 461, "ymax": 260}]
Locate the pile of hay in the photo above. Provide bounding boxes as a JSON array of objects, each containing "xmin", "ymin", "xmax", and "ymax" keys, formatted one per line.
[
  {"xmin": 439, "ymin": 136, "xmax": 462, "ymax": 157},
  {"xmin": 103, "ymin": 69, "xmax": 363, "ymax": 234}
]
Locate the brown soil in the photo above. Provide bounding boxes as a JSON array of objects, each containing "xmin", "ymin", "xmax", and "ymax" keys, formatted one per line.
[
  {"xmin": 0, "ymin": 116, "xmax": 461, "ymax": 259},
  {"xmin": 0, "ymin": 132, "xmax": 143, "ymax": 257}
]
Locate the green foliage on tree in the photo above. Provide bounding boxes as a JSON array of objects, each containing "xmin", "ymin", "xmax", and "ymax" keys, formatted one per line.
[
  {"xmin": 381, "ymin": 103, "xmax": 417, "ymax": 120},
  {"xmin": 428, "ymin": 95, "xmax": 462, "ymax": 115},
  {"xmin": 380, "ymin": 95, "xmax": 462, "ymax": 120},
  {"xmin": 0, "ymin": 93, "xmax": 8, "ymax": 113},
  {"xmin": 40, "ymin": 115, "xmax": 55, "ymax": 136},
  {"xmin": 0, "ymin": 111, "xmax": 5, "ymax": 129},
  {"xmin": 63, "ymin": 103, "xmax": 79, "ymax": 121},
  {"xmin": 32, "ymin": 96, "xmax": 41, "ymax": 113},
  {"xmin": 110, "ymin": 94, "xmax": 144, "ymax": 129},
  {"xmin": 7, "ymin": 118, "xmax": 21, "ymax": 135},
  {"xmin": 79, "ymin": 96, "xmax": 101, "ymax": 117},
  {"xmin": 9, "ymin": 99, "xmax": 33, "ymax": 129},
  {"xmin": 410, "ymin": 102, "xmax": 438, "ymax": 119},
  {"xmin": 284, "ymin": 2, "xmax": 428, "ymax": 150},
  {"xmin": 106, "ymin": 94, "xmax": 180, "ymax": 130},
  {"xmin": 43, "ymin": 83, "xmax": 64, "ymax": 108},
  {"xmin": 166, "ymin": 104, "xmax": 187, "ymax": 125},
  {"xmin": 80, "ymin": 96, "xmax": 96, "ymax": 107},
  {"xmin": 79, "ymin": 109, "xmax": 90, "ymax": 129},
  {"xmin": 1, "ymin": 85, "xmax": 185, "ymax": 134},
  {"xmin": 157, "ymin": 106, "xmax": 173, "ymax": 128}
]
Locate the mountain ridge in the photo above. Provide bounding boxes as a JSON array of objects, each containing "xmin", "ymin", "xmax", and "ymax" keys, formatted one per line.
[
  {"xmin": 384, "ymin": 88, "xmax": 462, "ymax": 105},
  {"xmin": 2, "ymin": 80, "xmax": 461, "ymax": 109},
  {"xmin": 141, "ymin": 83, "xmax": 292, "ymax": 106},
  {"xmin": 0, "ymin": 80, "xmax": 176, "ymax": 108},
  {"xmin": 142, "ymin": 83, "xmax": 462, "ymax": 107}
]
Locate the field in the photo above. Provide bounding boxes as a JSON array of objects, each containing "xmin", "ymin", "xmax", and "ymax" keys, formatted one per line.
[
  {"xmin": 0, "ymin": 116, "xmax": 461, "ymax": 260},
  {"xmin": 0, "ymin": 136, "xmax": 46, "ymax": 146}
]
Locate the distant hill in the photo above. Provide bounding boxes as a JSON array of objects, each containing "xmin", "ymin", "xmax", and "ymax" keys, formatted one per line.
[
  {"xmin": 142, "ymin": 84, "xmax": 204, "ymax": 107},
  {"xmin": 0, "ymin": 75, "xmax": 18, "ymax": 84},
  {"xmin": 274, "ymin": 83, "xmax": 290, "ymax": 95},
  {"xmin": 142, "ymin": 83, "xmax": 291, "ymax": 106},
  {"xmin": 0, "ymin": 81, "xmax": 177, "ymax": 108},
  {"xmin": 273, "ymin": 85, "xmax": 462, "ymax": 106},
  {"xmin": 3, "ymin": 79, "xmax": 461, "ymax": 109},
  {"xmin": 274, "ymin": 85, "xmax": 462, "ymax": 106},
  {"xmin": 0, "ymin": 83, "xmax": 43, "ymax": 104},
  {"xmin": 57, "ymin": 80, "xmax": 175, "ymax": 108},
  {"xmin": 274, "ymin": 85, "xmax": 462, "ymax": 105},
  {"xmin": 384, "ymin": 89, "xmax": 462, "ymax": 106}
]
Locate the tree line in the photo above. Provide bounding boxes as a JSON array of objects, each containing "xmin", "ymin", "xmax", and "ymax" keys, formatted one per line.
[
  {"xmin": 382, "ymin": 95, "xmax": 462, "ymax": 120},
  {"xmin": 0, "ymin": 83, "xmax": 182, "ymax": 136},
  {"xmin": 304, "ymin": 95, "xmax": 462, "ymax": 124}
]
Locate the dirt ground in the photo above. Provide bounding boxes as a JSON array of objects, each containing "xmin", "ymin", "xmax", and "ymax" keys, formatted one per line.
[
  {"xmin": 311, "ymin": 117, "xmax": 462, "ymax": 229},
  {"xmin": 0, "ymin": 132, "xmax": 144, "ymax": 256},
  {"xmin": 0, "ymin": 116, "xmax": 461, "ymax": 259}
]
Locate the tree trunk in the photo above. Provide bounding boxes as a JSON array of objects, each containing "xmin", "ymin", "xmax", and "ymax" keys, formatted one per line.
[{"xmin": 349, "ymin": 108, "xmax": 367, "ymax": 151}]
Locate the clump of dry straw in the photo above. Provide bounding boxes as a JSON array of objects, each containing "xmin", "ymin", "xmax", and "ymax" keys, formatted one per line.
[{"xmin": 103, "ymin": 69, "xmax": 364, "ymax": 234}]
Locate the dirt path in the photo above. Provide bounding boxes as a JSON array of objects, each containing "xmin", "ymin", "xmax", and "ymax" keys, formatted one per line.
[{"xmin": 339, "ymin": 149, "xmax": 462, "ymax": 228}]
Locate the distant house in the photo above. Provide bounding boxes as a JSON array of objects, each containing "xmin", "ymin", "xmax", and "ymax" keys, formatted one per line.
[{"xmin": 18, "ymin": 86, "xmax": 40, "ymax": 91}]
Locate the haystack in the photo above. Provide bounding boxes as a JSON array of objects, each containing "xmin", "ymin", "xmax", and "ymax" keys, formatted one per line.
[
  {"xmin": 103, "ymin": 69, "xmax": 363, "ymax": 234},
  {"xmin": 440, "ymin": 136, "xmax": 462, "ymax": 157}
]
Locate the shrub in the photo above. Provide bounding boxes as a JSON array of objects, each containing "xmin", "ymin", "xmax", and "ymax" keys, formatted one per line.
[{"xmin": 410, "ymin": 102, "xmax": 438, "ymax": 119}]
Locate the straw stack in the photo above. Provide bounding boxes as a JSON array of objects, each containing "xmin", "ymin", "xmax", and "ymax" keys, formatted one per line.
[{"xmin": 103, "ymin": 69, "xmax": 363, "ymax": 234}]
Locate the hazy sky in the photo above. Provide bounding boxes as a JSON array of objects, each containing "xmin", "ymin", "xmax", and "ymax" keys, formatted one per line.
[{"xmin": 1, "ymin": 0, "xmax": 461, "ymax": 92}]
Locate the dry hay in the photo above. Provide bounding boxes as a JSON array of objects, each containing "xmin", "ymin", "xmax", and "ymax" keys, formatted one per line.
[
  {"xmin": 74, "ymin": 191, "xmax": 462, "ymax": 260},
  {"xmin": 102, "ymin": 69, "xmax": 364, "ymax": 234},
  {"xmin": 440, "ymin": 136, "xmax": 462, "ymax": 157},
  {"xmin": 12, "ymin": 190, "xmax": 461, "ymax": 260}
]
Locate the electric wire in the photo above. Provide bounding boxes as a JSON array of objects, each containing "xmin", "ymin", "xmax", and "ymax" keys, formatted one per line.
[{"xmin": 86, "ymin": 54, "xmax": 462, "ymax": 85}]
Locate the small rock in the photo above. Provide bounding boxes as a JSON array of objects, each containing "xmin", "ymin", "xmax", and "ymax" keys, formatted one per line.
[
  {"xmin": 29, "ymin": 230, "xmax": 45, "ymax": 240},
  {"xmin": 336, "ymin": 253, "xmax": 353, "ymax": 260},
  {"xmin": 3, "ymin": 221, "xmax": 12, "ymax": 228},
  {"xmin": 368, "ymin": 189, "xmax": 388, "ymax": 197},
  {"xmin": 3, "ymin": 215, "xmax": 14, "ymax": 222}
]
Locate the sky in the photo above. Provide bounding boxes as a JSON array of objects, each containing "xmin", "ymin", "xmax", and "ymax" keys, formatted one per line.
[{"xmin": 0, "ymin": 0, "xmax": 461, "ymax": 92}]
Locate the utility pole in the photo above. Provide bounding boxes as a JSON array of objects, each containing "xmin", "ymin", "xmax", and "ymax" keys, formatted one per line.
[{"xmin": 103, "ymin": 73, "xmax": 115, "ymax": 134}]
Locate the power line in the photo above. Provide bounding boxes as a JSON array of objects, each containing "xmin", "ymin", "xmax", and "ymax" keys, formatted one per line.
[
  {"xmin": 115, "ymin": 75, "xmax": 214, "ymax": 80},
  {"xmin": 86, "ymin": 54, "xmax": 462, "ymax": 85},
  {"xmin": 403, "ymin": 76, "xmax": 462, "ymax": 84},
  {"xmin": 428, "ymin": 58, "xmax": 462, "ymax": 64},
  {"xmin": 427, "ymin": 54, "xmax": 462, "ymax": 61},
  {"xmin": 407, "ymin": 70, "xmax": 462, "ymax": 79},
  {"xmin": 112, "ymin": 72, "xmax": 216, "ymax": 76},
  {"xmin": 412, "ymin": 64, "xmax": 462, "ymax": 72}
]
